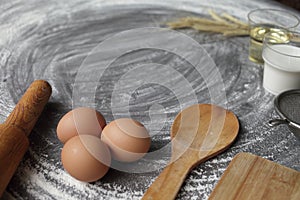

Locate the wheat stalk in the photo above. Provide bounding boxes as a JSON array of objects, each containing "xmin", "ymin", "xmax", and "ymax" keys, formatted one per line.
[{"xmin": 167, "ymin": 10, "xmax": 249, "ymax": 37}]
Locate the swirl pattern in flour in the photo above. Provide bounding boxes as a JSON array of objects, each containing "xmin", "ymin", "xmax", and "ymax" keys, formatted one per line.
[{"xmin": 0, "ymin": 0, "xmax": 299, "ymax": 200}]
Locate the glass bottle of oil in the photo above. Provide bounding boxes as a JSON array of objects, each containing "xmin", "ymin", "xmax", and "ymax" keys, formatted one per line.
[{"xmin": 249, "ymin": 24, "xmax": 290, "ymax": 64}]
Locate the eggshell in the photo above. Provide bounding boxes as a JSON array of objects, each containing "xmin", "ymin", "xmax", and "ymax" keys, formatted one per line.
[
  {"xmin": 101, "ymin": 118, "xmax": 151, "ymax": 162},
  {"xmin": 56, "ymin": 107, "xmax": 106, "ymax": 143},
  {"xmin": 61, "ymin": 135, "xmax": 111, "ymax": 182}
]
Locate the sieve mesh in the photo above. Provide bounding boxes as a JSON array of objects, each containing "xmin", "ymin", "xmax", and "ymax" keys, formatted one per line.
[{"xmin": 277, "ymin": 90, "xmax": 300, "ymax": 124}]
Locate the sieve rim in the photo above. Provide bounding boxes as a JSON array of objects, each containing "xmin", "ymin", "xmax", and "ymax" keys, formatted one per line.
[{"xmin": 274, "ymin": 89, "xmax": 300, "ymax": 126}]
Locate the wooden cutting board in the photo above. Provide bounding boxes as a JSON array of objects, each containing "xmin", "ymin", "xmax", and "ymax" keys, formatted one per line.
[{"xmin": 209, "ymin": 152, "xmax": 300, "ymax": 200}]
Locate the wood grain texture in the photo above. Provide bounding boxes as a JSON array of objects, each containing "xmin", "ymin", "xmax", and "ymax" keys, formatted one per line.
[
  {"xmin": 142, "ymin": 104, "xmax": 239, "ymax": 200},
  {"xmin": 0, "ymin": 80, "xmax": 51, "ymax": 196},
  {"xmin": 209, "ymin": 152, "xmax": 300, "ymax": 200},
  {"xmin": 4, "ymin": 80, "xmax": 52, "ymax": 137}
]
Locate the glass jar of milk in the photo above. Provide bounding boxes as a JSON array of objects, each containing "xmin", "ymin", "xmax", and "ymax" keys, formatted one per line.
[{"xmin": 262, "ymin": 31, "xmax": 300, "ymax": 95}]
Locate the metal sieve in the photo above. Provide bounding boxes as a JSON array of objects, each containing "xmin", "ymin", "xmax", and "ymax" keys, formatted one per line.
[{"xmin": 269, "ymin": 89, "xmax": 300, "ymax": 141}]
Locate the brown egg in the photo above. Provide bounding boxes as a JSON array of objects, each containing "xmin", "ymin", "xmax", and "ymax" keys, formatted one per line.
[
  {"xmin": 61, "ymin": 135, "xmax": 111, "ymax": 182},
  {"xmin": 56, "ymin": 107, "xmax": 106, "ymax": 143},
  {"xmin": 101, "ymin": 118, "xmax": 151, "ymax": 162}
]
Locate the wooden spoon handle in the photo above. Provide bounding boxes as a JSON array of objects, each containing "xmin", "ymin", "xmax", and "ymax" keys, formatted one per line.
[
  {"xmin": 0, "ymin": 80, "xmax": 51, "ymax": 197},
  {"xmin": 4, "ymin": 80, "xmax": 52, "ymax": 136},
  {"xmin": 142, "ymin": 156, "xmax": 196, "ymax": 200}
]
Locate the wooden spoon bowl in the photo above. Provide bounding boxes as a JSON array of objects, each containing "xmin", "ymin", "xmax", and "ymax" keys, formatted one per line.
[{"xmin": 142, "ymin": 104, "xmax": 239, "ymax": 200}]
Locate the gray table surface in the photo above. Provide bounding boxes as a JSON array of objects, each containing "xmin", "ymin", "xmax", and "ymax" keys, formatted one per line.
[{"xmin": 0, "ymin": 0, "xmax": 299, "ymax": 199}]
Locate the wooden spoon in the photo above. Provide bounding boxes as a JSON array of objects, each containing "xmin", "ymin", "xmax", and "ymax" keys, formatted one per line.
[
  {"xmin": 142, "ymin": 104, "xmax": 239, "ymax": 200},
  {"xmin": 0, "ymin": 80, "xmax": 52, "ymax": 196}
]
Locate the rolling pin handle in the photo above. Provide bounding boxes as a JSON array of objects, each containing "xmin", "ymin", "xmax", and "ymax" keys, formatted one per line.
[{"xmin": 0, "ymin": 80, "xmax": 52, "ymax": 197}]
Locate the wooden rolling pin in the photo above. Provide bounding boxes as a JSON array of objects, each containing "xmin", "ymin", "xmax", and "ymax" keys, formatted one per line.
[{"xmin": 0, "ymin": 80, "xmax": 52, "ymax": 196}]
